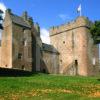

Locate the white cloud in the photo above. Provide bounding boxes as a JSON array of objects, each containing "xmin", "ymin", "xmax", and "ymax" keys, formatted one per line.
[
  {"xmin": 0, "ymin": 2, "xmax": 6, "ymax": 19},
  {"xmin": 59, "ymin": 14, "xmax": 70, "ymax": 21},
  {"xmin": 40, "ymin": 28, "xmax": 50, "ymax": 44}
]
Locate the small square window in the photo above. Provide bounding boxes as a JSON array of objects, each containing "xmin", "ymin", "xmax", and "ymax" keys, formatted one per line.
[
  {"xmin": 63, "ymin": 41, "xmax": 65, "ymax": 44},
  {"xmin": 60, "ymin": 60, "xmax": 62, "ymax": 63},
  {"xmin": 18, "ymin": 53, "xmax": 22, "ymax": 59}
]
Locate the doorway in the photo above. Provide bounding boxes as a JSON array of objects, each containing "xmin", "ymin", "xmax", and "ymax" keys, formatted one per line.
[{"xmin": 75, "ymin": 60, "xmax": 78, "ymax": 75}]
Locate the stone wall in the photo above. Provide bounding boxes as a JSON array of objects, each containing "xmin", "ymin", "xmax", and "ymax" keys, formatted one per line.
[
  {"xmin": 92, "ymin": 44, "xmax": 100, "ymax": 75},
  {"xmin": 0, "ymin": 9, "xmax": 99, "ymax": 76},
  {"xmin": 1, "ymin": 10, "xmax": 12, "ymax": 68},
  {"xmin": 50, "ymin": 16, "xmax": 97, "ymax": 76},
  {"xmin": 41, "ymin": 50, "xmax": 59, "ymax": 74},
  {"xmin": 0, "ymin": 47, "xmax": 1, "ymax": 67},
  {"xmin": 12, "ymin": 23, "xmax": 32, "ymax": 71},
  {"xmin": 32, "ymin": 24, "xmax": 42, "ymax": 72},
  {"xmin": 0, "ymin": 9, "xmax": 33, "ymax": 71}
]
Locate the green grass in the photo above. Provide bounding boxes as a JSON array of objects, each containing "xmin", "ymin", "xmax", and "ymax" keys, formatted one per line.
[{"xmin": 0, "ymin": 73, "xmax": 100, "ymax": 100}]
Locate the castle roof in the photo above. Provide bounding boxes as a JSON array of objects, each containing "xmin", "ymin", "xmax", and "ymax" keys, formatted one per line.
[
  {"xmin": 10, "ymin": 13, "xmax": 31, "ymax": 28},
  {"xmin": 42, "ymin": 43, "xmax": 59, "ymax": 54}
]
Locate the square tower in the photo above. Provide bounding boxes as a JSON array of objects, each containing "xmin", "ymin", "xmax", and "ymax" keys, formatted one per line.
[
  {"xmin": 0, "ymin": 9, "xmax": 33, "ymax": 71},
  {"xmin": 50, "ymin": 17, "xmax": 98, "ymax": 76}
]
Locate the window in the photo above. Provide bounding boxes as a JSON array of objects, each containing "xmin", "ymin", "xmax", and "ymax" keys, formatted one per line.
[
  {"xmin": 24, "ymin": 40, "xmax": 27, "ymax": 46},
  {"xmin": 18, "ymin": 53, "xmax": 22, "ymax": 59},
  {"xmin": 22, "ymin": 39, "xmax": 27, "ymax": 46},
  {"xmin": 63, "ymin": 41, "xmax": 65, "ymax": 44},
  {"xmin": 93, "ymin": 57, "xmax": 96, "ymax": 65},
  {"xmin": 60, "ymin": 60, "xmax": 62, "ymax": 63}
]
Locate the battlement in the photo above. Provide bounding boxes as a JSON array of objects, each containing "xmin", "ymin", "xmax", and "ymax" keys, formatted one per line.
[{"xmin": 49, "ymin": 16, "xmax": 92, "ymax": 36}]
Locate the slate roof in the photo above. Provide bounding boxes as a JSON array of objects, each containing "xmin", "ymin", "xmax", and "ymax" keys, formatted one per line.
[
  {"xmin": 42, "ymin": 43, "xmax": 59, "ymax": 54},
  {"xmin": 10, "ymin": 13, "xmax": 31, "ymax": 28}
]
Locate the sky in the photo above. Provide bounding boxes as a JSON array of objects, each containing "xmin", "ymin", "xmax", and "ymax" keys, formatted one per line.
[{"xmin": 0, "ymin": 0, "xmax": 100, "ymax": 44}]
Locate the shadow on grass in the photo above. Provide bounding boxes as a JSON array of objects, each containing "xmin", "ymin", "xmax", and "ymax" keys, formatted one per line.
[
  {"xmin": 97, "ymin": 79, "xmax": 100, "ymax": 81},
  {"xmin": 0, "ymin": 68, "xmax": 42, "ymax": 77}
]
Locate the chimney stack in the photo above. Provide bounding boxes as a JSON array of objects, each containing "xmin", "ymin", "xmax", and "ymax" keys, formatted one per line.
[
  {"xmin": 6, "ymin": 9, "xmax": 11, "ymax": 14},
  {"xmin": 22, "ymin": 11, "xmax": 28, "ymax": 21},
  {"xmin": 28, "ymin": 17, "xmax": 34, "ymax": 26}
]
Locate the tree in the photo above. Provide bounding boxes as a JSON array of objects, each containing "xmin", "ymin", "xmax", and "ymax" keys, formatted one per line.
[
  {"xmin": 0, "ymin": 9, "xmax": 3, "ymax": 29},
  {"xmin": 90, "ymin": 21, "xmax": 100, "ymax": 44}
]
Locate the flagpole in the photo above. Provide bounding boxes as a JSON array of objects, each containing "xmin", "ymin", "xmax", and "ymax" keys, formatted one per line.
[
  {"xmin": 77, "ymin": 4, "xmax": 82, "ymax": 17},
  {"xmin": 79, "ymin": 4, "xmax": 82, "ymax": 16},
  {"xmin": 80, "ymin": 8, "xmax": 82, "ymax": 16}
]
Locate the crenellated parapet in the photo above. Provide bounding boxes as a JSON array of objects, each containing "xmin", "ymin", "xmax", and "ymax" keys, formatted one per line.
[{"xmin": 49, "ymin": 16, "xmax": 92, "ymax": 36}]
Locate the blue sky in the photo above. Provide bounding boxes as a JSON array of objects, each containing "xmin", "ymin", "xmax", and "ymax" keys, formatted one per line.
[
  {"xmin": 1, "ymin": 0, "xmax": 100, "ymax": 29},
  {"xmin": 0, "ymin": 0, "xmax": 100, "ymax": 44}
]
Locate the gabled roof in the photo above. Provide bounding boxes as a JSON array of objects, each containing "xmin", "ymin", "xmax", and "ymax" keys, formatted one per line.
[
  {"xmin": 42, "ymin": 43, "xmax": 59, "ymax": 54},
  {"xmin": 10, "ymin": 13, "xmax": 31, "ymax": 28}
]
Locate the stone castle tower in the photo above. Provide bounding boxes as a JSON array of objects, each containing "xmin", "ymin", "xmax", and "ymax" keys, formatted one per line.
[
  {"xmin": 0, "ymin": 9, "xmax": 99, "ymax": 76},
  {"xmin": 49, "ymin": 17, "xmax": 100, "ymax": 76},
  {"xmin": 0, "ymin": 9, "xmax": 42, "ymax": 72}
]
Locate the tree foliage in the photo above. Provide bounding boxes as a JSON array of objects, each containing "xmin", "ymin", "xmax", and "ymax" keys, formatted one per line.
[{"xmin": 90, "ymin": 21, "xmax": 100, "ymax": 44}]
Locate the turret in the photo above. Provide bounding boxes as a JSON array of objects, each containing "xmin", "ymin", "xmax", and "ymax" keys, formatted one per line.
[
  {"xmin": 22, "ymin": 11, "xmax": 28, "ymax": 21},
  {"xmin": 6, "ymin": 9, "xmax": 11, "ymax": 14},
  {"xmin": 28, "ymin": 17, "xmax": 34, "ymax": 26},
  {"xmin": 34, "ymin": 23, "xmax": 40, "ymax": 36}
]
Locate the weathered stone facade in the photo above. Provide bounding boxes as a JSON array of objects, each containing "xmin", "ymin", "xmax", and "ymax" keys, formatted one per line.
[
  {"xmin": 41, "ymin": 43, "xmax": 59, "ymax": 74},
  {"xmin": 0, "ymin": 9, "xmax": 99, "ymax": 76},
  {"xmin": 0, "ymin": 9, "xmax": 41, "ymax": 72},
  {"xmin": 50, "ymin": 17, "xmax": 100, "ymax": 76}
]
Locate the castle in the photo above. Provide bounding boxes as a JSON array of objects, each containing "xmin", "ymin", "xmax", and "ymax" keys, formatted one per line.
[{"xmin": 0, "ymin": 9, "xmax": 99, "ymax": 76}]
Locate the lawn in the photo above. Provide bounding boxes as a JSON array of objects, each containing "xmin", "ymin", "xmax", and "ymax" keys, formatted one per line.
[{"xmin": 0, "ymin": 73, "xmax": 100, "ymax": 100}]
